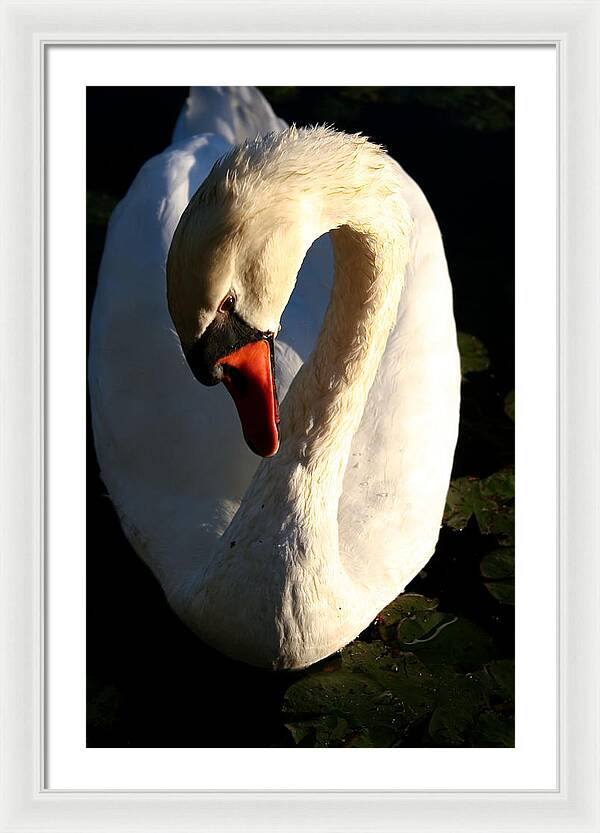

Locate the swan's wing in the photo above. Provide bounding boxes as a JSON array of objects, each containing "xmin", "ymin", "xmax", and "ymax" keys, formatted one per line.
[
  {"xmin": 89, "ymin": 134, "xmax": 262, "ymax": 592},
  {"xmin": 172, "ymin": 86, "xmax": 287, "ymax": 145}
]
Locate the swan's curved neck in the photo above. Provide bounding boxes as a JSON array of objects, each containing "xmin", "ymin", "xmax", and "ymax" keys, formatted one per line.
[
  {"xmin": 198, "ymin": 128, "xmax": 414, "ymax": 492},
  {"xmin": 282, "ymin": 219, "xmax": 409, "ymax": 490}
]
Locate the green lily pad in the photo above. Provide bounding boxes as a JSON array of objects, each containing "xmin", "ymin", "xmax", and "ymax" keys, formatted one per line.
[
  {"xmin": 476, "ymin": 660, "xmax": 515, "ymax": 702},
  {"xmin": 376, "ymin": 593, "xmax": 439, "ymax": 643},
  {"xmin": 396, "ymin": 610, "xmax": 450, "ymax": 646},
  {"xmin": 396, "ymin": 614, "xmax": 494, "ymax": 671},
  {"xmin": 283, "ymin": 669, "xmax": 391, "ymax": 746},
  {"xmin": 444, "ymin": 468, "xmax": 514, "ymax": 538},
  {"xmin": 457, "ymin": 332, "xmax": 490, "ymax": 377},
  {"xmin": 481, "ymin": 548, "xmax": 514, "ymax": 579},
  {"xmin": 428, "ymin": 671, "xmax": 487, "ymax": 746},
  {"xmin": 481, "ymin": 548, "xmax": 515, "ymax": 605},
  {"xmin": 376, "ymin": 595, "xmax": 493, "ymax": 671},
  {"xmin": 480, "ymin": 469, "xmax": 515, "ymax": 501},
  {"xmin": 504, "ymin": 390, "xmax": 515, "ymax": 422},
  {"xmin": 283, "ymin": 668, "xmax": 380, "ymax": 716},
  {"xmin": 484, "ymin": 581, "xmax": 515, "ymax": 605},
  {"xmin": 341, "ymin": 642, "xmax": 437, "ymax": 703},
  {"xmin": 283, "ymin": 641, "xmax": 439, "ymax": 747},
  {"xmin": 428, "ymin": 664, "xmax": 514, "ymax": 748},
  {"xmin": 473, "ymin": 710, "xmax": 515, "ymax": 747},
  {"xmin": 377, "ymin": 595, "xmax": 494, "ymax": 672},
  {"xmin": 285, "ymin": 714, "xmax": 368, "ymax": 747},
  {"xmin": 444, "ymin": 477, "xmax": 486, "ymax": 532}
]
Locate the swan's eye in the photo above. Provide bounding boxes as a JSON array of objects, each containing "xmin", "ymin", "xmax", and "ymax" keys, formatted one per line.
[{"xmin": 218, "ymin": 293, "xmax": 236, "ymax": 314}]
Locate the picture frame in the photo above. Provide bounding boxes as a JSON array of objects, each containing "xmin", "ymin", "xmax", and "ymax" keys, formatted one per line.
[{"xmin": 1, "ymin": 0, "xmax": 599, "ymax": 830}]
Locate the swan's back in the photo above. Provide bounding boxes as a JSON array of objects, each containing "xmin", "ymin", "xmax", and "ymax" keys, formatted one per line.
[{"xmin": 172, "ymin": 86, "xmax": 286, "ymax": 145}]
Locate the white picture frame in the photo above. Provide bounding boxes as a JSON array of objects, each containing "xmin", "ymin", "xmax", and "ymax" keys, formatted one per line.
[{"xmin": 1, "ymin": 1, "xmax": 599, "ymax": 831}]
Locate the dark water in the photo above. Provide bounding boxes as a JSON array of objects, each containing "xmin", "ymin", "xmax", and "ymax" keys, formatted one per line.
[{"xmin": 86, "ymin": 87, "xmax": 514, "ymax": 747}]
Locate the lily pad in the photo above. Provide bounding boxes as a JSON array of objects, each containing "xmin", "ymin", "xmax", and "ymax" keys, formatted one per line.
[
  {"xmin": 396, "ymin": 614, "xmax": 494, "ymax": 671},
  {"xmin": 376, "ymin": 593, "xmax": 439, "ymax": 643},
  {"xmin": 428, "ymin": 671, "xmax": 487, "ymax": 745},
  {"xmin": 283, "ymin": 641, "xmax": 439, "ymax": 747},
  {"xmin": 473, "ymin": 710, "xmax": 515, "ymax": 747},
  {"xmin": 457, "ymin": 332, "xmax": 490, "ymax": 377},
  {"xmin": 444, "ymin": 468, "xmax": 514, "ymax": 538},
  {"xmin": 444, "ymin": 477, "xmax": 486, "ymax": 532},
  {"xmin": 285, "ymin": 714, "xmax": 366, "ymax": 747},
  {"xmin": 480, "ymin": 469, "xmax": 515, "ymax": 501},
  {"xmin": 283, "ymin": 669, "xmax": 389, "ymax": 746},
  {"xmin": 341, "ymin": 642, "xmax": 437, "ymax": 703},
  {"xmin": 504, "ymin": 390, "xmax": 515, "ymax": 422},
  {"xmin": 481, "ymin": 548, "xmax": 514, "ymax": 579},
  {"xmin": 428, "ymin": 664, "xmax": 514, "ymax": 748},
  {"xmin": 484, "ymin": 581, "xmax": 514, "ymax": 605},
  {"xmin": 476, "ymin": 660, "xmax": 515, "ymax": 702},
  {"xmin": 481, "ymin": 548, "xmax": 515, "ymax": 605},
  {"xmin": 375, "ymin": 596, "xmax": 495, "ymax": 671}
]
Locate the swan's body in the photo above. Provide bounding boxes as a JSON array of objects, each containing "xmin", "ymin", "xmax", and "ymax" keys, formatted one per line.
[{"xmin": 89, "ymin": 87, "xmax": 460, "ymax": 669}]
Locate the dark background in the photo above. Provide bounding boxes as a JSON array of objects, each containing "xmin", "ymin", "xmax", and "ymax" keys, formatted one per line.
[{"xmin": 87, "ymin": 87, "xmax": 514, "ymax": 747}]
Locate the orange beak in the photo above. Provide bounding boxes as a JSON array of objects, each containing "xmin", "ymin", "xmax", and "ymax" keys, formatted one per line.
[{"xmin": 216, "ymin": 337, "xmax": 280, "ymax": 457}]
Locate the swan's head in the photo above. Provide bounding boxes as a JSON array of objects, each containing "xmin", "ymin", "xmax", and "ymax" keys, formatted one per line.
[{"xmin": 167, "ymin": 132, "xmax": 324, "ymax": 458}]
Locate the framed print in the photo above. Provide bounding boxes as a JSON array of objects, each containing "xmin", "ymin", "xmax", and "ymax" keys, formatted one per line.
[
  {"xmin": 1, "ymin": 1, "xmax": 599, "ymax": 832},
  {"xmin": 83, "ymin": 82, "xmax": 518, "ymax": 754}
]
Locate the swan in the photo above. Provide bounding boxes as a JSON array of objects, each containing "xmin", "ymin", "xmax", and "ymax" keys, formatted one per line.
[{"xmin": 88, "ymin": 86, "xmax": 460, "ymax": 669}]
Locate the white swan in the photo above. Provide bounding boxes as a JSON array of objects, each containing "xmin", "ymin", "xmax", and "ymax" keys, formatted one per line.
[{"xmin": 88, "ymin": 87, "xmax": 460, "ymax": 669}]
